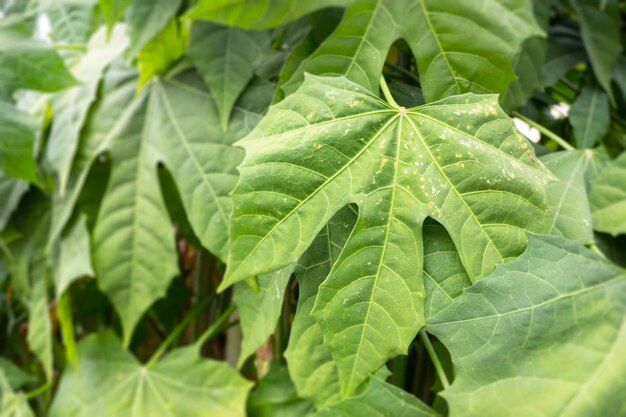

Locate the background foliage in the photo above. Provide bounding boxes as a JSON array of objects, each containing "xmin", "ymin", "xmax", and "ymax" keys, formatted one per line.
[{"xmin": 0, "ymin": 0, "xmax": 625, "ymax": 416}]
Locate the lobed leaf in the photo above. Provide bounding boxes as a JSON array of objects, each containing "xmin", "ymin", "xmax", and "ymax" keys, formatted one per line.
[{"xmin": 226, "ymin": 75, "xmax": 551, "ymax": 395}]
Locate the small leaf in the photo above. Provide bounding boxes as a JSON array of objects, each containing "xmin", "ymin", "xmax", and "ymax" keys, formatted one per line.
[
  {"xmin": 99, "ymin": 0, "xmax": 133, "ymax": 32},
  {"xmin": 569, "ymin": 83, "xmax": 610, "ymax": 149},
  {"xmin": 137, "ymin": 18, "xmax": 187, "ymax": 86},
  {"xmin": 126, "ymin": 0, "xmax": 182, "ymax": 57},
  {"xmin": 188, "ymin": 22, "xmax": 272, "ymax": 130},
  {"xmin": 589, "ymin": 152, "xmax": 626, "ymax": 236},
  {"xmin": 428, "ymin": 235, "xmax": 626, "ymax": 417},
  {"xmin": 571, "ymin": 0, "xmax": 622, "ymax": 101},
  {"xmin": 50, "ymin": 332, "xmax": 253, "ymax": 417}
]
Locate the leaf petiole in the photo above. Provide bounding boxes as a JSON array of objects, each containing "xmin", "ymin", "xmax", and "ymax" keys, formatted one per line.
[
  {"xmin": 419, "ymin": 329, "xmax": 450, "ymax": 390},
  {"xmin": 379, "ymin": 75, "xmax": 401, "ymax": 109},
  {"xmin": 146, "ymin": 294, "xmax": 215, "ymax": 368},
  {"xmin": 513, "ymin": 112, "xmax": 575, "ymax": 151}
]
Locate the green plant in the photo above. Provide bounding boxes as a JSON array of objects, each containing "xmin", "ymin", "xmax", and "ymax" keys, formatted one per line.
[{"xmin": 1, "ymin": 1, "xmax": 625, "ymax": 416}]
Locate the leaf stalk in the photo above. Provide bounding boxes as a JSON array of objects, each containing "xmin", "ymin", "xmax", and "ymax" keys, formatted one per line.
[{"xmin": 420, "ymin": 330, "xmax": 450, "ymax": 390}]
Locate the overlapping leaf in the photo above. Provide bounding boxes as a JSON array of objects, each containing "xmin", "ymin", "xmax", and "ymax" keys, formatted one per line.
[
  {"xmin": 274, "ymin": 0, "xmax": 543, "ymax": 104},
  {"xmin": 427, "ymin": 235, "xmax": 626, "ymax": 417},
  {"xmin": 225, "ymin": 75, "xmax": 551, "ymax": 395},
  {"xmin": 285, "ymin": 206, "xmax": 357, "ymax": 407},
  {"xmin": 408, "ymin": 0, "xmax": 543, "ymax": 102},
  {"xmin": 541, "ymin": 150, "xmax": 596, "ymax": 243},
  {"xmin": 92, "ymin": 71, "xmax": 273, "ymax": 342},
  {"xmin": 188, "ymin": 22, "xmax": 272, "ymax": 129},
  {"xmin": 572, "ymin": 0, "xmax": 622, "ymax": 101},
  {"xmin": 50, "ymin": 332, "xmax": 252, "ymax": 417},
  {"xmin": 569, "ymin": 83, "xmax": 610, "ymax": 149},
  {"xmin": 589, "ymin": 152, "xmax": 626, "ymax": 236},
  {"xmin": 45, "ymin": 25, "xmax": 128, "ymax": 194},
  {"xmin": 126, "ymin": 0, "xmax": 182, "ymax": 57}
]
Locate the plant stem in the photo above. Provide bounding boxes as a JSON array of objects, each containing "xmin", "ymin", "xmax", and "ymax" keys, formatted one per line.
[
  {"xmin": 419, "ymin": 330, "xmax": 450, "ymax": 390},
  {"xmin": 513, "ymin": 112, "xmax": 575, "ymax": 151},
  {"xmin": 146, "ymin": 294, "xmax": 214, "ymax": 367},
  {"xmin": 589, "ymin": 243, "xmax": 607, "ymax": 259},
  {"xmin": 25, "ymin": 383, "xmax": 51, "ymax": 400},
  {"xmin": 194, "ymin": 304, "xmax": 237, "ymax": 351},
  {"xmin": 379, "ymin": 75, "xmax": 401, "ymax": 109},
  {"xmin": 57, "ymin": 292, "xmax": 78, "ymax": 369}
]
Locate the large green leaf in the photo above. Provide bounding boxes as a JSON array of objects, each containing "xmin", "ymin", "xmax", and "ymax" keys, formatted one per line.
[
  {"xmin": 589, "ymin": 153, "xmax": 626, "ymax": 236},
  {"xmin": 309, "ymin": 377, "xmax": 440, "ymax": 417},
  {"xmin": 541, "ymin": 150, "xmax": 595, "ymax": 243},
  {"xmin": 126, "ymin": 0, "xmax": 182, "ymax": 57},
  {"xmin": 0, "ymin": 102, "xmax": 38, "ymax": 185},
  {"xmin": 93, "ymin": 72, "xmax": 273, "ymax": 342},
  {"xmin": 0, "ymin": 24, "xmax": 76, "ymax": 95},
  {"xmin": 49, "ymin": 332, "xmax": 252, "ymax": 417},
  {"xmin": 92, "ymin": 87, "xmax": 178, "ymax": 344},
  {"xmin": 427, "ymin": 235, "xmax": 626, "ymax": 417},
  {"xmin": 408, "ymin": 0, "xmax": 543, "ymax": 102},
  {"xmin": 568, "ymin": 83, "xmax": 610, "ymax": 149},
  {"xmin": 571, "ymin": 0, "xmax": 622, "ymax": 101},
  {"xmin": 188, "ymin": 22, "xmax": 272, "ymax": 130},
  {"xmin": 225, "ymin": 75, "xmax": 551, "ymax": 395},
  {"xmin": 285, "ymin": 206, "xmax": 357, "ymax": 407},
  {"xmin": 234, "ymin": 267, "xmax": 291, "ymax": 368},
  {"xmin": 45, "ymin": 25, "xmax": 128, "ymax": 194},
  {"xmin": 185, "ymin": 0, "xmax": 353, "ymax": 29}
]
